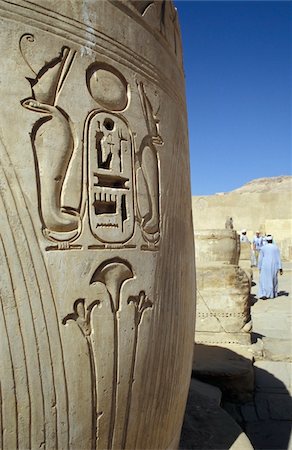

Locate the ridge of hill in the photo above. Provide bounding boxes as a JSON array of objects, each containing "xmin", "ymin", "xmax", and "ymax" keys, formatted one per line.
[{"xmin": 229, "ymin": 176, "xmax": 292, "ymax": 194}]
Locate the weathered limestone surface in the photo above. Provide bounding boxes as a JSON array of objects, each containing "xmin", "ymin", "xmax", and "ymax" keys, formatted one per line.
[
  {"xmin": 196, "ymin": 264, "xmax": 251, "ymax": 345},
  {"xmin": 195, "ymin": 229, "xmax": 240, "ymax": 265},
  {"xmin": 192, "ymin": 176, "xmax": 292, "ymax": 261},
  {"xmin": 193, "ymin": 230, "xmax": 253, "ymax": 403},
  {"xmin": 239, "ymin": 242, "xmax": 253, "ymax": 284},
  {"xmin": 195, "ymin": 230, "xmax": 251, "ymax": 346},
  {"xmin": 0, "ymin": 1, "xmax": 195, "ymax": 449},
  {"xmin": 239, "ymin": 242, "xmax": 252, "ymax": 262}
]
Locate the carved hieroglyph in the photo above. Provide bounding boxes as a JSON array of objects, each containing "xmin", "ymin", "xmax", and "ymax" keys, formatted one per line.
[{"xmin": 0, "ymin": 1, "xmax": 195, "ymax": 449}]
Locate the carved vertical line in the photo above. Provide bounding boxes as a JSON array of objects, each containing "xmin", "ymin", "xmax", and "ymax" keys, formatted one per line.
[
  {"xmin": 108, "ymin": 310, "xmax": 119, "ymax": 450},
  {"xmin": 86, "ymin": 336, "xmax": 98, "ymax": 450},
  {"xmin": 0, "ymin": 136, "xmax": 69, "ymax": 448},
  {"xmin": 153, "ymin": 134, "xmax": 182, "ymax": 445},
  {"xmin": 153, "ymin": 127, "xmax": 192, "ymax": 445},
  {"xmin": 121, "ymin": 315, "xmax": 138, "ymax": 449},
  {"xmin": 135, "ymin": 125, "xmax": 184, "ymax": 448},
  {"xmin": 0, "ymin": 292, "xmax": 18, "ymax": 450},
  {"xmin": 0, "ymin": 233, "xmax": 31, "ymax": 450},
  {"xmin": 63, "ymin": 297, "xmax": 100, "ymax": 450},
  {"xmin": 90, "ymin": 260, "xmax": 133, "ymax": 450},
  {"xmin": 1, "ymin": 166, "xmax": 59, "ymax": 447},
  {"xmin": 0, "ymin": 180, "xmax": 44, "ymax": 449}
]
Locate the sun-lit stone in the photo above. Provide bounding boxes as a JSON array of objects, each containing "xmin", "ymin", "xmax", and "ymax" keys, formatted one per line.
[
  {"xmin": 0, "ymin": 1, "xmax": 195, "ymax": 449},
  {"xmin": 193, "ymin": 229, "xmax": 253, "ymax": 403},
  {"xmin": 195, "ymin": 263, "xmax": 251, "ymax": 345},
  {"xmin": 194, "ymin": 230, "xmax": 251, "ymax": 346},
  {"xmin": 195, "ymin": 229, "xmax": 240, "ymax": 265},
  {"xmin": 192, "ymin": 176, "xmax": 292, "ymax": 261}
]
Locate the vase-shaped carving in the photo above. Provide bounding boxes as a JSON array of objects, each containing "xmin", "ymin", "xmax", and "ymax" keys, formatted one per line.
[{"xmin": 0, "ymin": 1, "xmax": 195, "ymax": 449}]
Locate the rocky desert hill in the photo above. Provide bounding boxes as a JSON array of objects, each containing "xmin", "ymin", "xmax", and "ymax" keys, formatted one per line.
[{"xmin": 231, "ymin": 176, "xmax": 292, "ymax": 194}]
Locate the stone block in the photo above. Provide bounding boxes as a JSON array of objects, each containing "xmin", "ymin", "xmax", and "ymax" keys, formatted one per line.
[
  {"xmin": 245, "ymin": 420, "xmax": 292, "ymax": 450},
  {"xmin": 195, "ymin": 229, "xmax": 240, "ymax": 265},
  {"xmin": 196, "ymin": 331, "xmax": 251, "ymax": 346},
  {"xmin": 268, "ymin": 395, "xmax": 292, "ymax": 420},
  {"xmin": 262, "ymin": 337, "xmax": 292, "ymax": 362},
  {"xmin": 254, "ymin": 361, "xmax": 292, "ymax": 393},
  {"xmin": 192, "ymin": 344, "xmax": 254, "ymax": 402},
  {"xmin": 240, "ymin": 242, "xmax": 252, "ymax": 261},
  {"xmin": 254, "ymin": 393, "xmax": 270, "ymax": 420},
  {"xmin": 180, "ymin": 378, "xmax": 253, "ymax": 450},
  {"xmin": 240, "ymin": 403, "xmax": 259, "ymax": 422},
  {"xmin": 196, "ymin": 264, "xmax": 251, "ymax": 336}
]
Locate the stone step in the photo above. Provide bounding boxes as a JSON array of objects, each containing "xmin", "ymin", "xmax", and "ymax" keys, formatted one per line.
[
  {"xmin": 180, "ymin": 379, "xmax": 253, "ymax": 450},
  {"xmin": 192, "ymin": 344, "xmax": 254, "ymax": 402},
  {"xmin": 261, "ymin": 337, "xmax": 292, "ymax": 362},
  {"xmin": 254, "ymin": 361, "xmax": 292, "ymax": 394}
]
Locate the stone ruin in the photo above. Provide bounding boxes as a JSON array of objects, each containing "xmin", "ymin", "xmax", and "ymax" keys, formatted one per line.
[
  {"xmin": 191, "ymin": 229, "xmax": 254, "ymax": 406},
  {"xmin": 0, "ymin": 1, "xmax": 196, "ymax": 449},
  {"xmin": 195, "ymin": 229, "xmax": 252, "ymax": 347}
]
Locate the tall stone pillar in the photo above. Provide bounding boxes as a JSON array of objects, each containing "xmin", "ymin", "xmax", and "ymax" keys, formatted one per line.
[{"xmin": 0, "ymin": 2, "xmax": 195, "ymax": 449}]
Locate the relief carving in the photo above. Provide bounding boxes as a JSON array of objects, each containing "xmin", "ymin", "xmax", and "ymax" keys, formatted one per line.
[
  {"xmin": 130, "ymin": 1, "xmax": 154, "ymax": 16},
  {"xmin": 21, "ymin": 38, "xmax": 163, "ymax": 249},
  {"xmin": 85, "ymin": 63, "xmax": 135, "ymax": 244},
  {"xmin": 63, "ymin": 259, "xmax": 153, "ymax": 450},
  {"xmin": 63, "ymin": 298, "xmax": 100, "ymax": 449},
  {"xmin": 136, "ymin": 82, "xmax": 163, "ymax": 248},
  {"xmin": 129, "ymin": 0, "xmax": 183, "ymax": 63},
  {"xmin": 90, "ymin": 258, "xmax": 133, "ymax": 450},
  {"xmin": 0, "ymin": 3, "xmax": 195, "ymax": 448},
  {"xmin": 20, "ymin": 35, "xmax": 81, "ymax": 242},
  {"xmin": 85, "ymin": 111, "xmax": 135, "ymax": 243},
  {"xmin": 86, "ymin": 62, "xmax": 129, "ymax": 112}
]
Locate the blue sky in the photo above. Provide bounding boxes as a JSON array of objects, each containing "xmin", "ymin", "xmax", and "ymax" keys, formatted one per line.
[{"xmin": 174, "ymin": 1, "xmax": 291, "ymax": 195}]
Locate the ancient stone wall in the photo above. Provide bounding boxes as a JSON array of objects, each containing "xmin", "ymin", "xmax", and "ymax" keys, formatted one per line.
[{"xmin": 192, "ymin": 178, "xmax": 292, "ymax": 260}]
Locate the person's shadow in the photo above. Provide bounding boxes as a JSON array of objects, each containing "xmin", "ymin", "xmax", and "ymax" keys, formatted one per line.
[
  {"xmin": 249, "ymin": 287, "xmax": 289, "ymax": 305},
  {"xmin": 277, "ymin": 290, "xmax": 289, "ymax": 297},
  {"xmin": 179, "ymin": 344, "xmax": 292, "ymax": 450}
]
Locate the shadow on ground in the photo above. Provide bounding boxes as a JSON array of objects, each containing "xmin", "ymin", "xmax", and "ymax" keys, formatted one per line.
[
  {"xmin": 278, "ymin": 290, "xmax": 289, "ymax": 297},
  {"xmin": 180, "ymin": 345, "xmax": 292, "ymax": 450},
  {"xmin": 251, "ymin": 332, "xmax": 265, "ymax": 344}
]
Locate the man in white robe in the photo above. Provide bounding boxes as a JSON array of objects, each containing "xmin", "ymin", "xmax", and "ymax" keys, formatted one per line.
[
  {"xmin": 258, "ymin": 235, "xmax": 283, "ymax": 299},
  {"xmin": 252, "ymin": 230, "xmax": 263, "ymax": 265},
  {"xmin": 240, "ymin": 229, "xmax": 250, "ymax": 243}
]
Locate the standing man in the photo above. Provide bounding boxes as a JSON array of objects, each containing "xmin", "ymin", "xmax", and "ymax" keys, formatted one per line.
[
  {"xmin": 240, "ymin": 229, "xmax": 250, "ymax": 243},
  {"xmin": 258, "ymin": 235, "xmax": 283, "ymax": 299},
  {"xmin": 252, "ymin": 230, "xmax": 263, "ymax": 266}
]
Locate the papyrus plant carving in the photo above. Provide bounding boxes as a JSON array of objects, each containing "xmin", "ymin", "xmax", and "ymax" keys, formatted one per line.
[
  {"xmin": 121, "ymin": 291, "xmax": 153, "ymax": 449},
  {"xmin": 63, "ymin": 260, "xmax": 153, "ymax": 450},
  {"xmin": 90, "ymin": 258, "xmax": 134, "ymax": 450},
  {"xmin": 62, "ymin": 298, "xmax": 100, "ymax": 449}
]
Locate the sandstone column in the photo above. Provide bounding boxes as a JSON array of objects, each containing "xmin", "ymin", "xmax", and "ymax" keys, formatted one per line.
[{"xmin": 0, "ymin": 1, "xmax": 195, "ymax": 449}]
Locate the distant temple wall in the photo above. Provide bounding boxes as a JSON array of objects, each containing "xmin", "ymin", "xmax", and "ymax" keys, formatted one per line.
[{"xmin": 192, "ymin": 191, "xmax": 292, "ymax": 261}]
